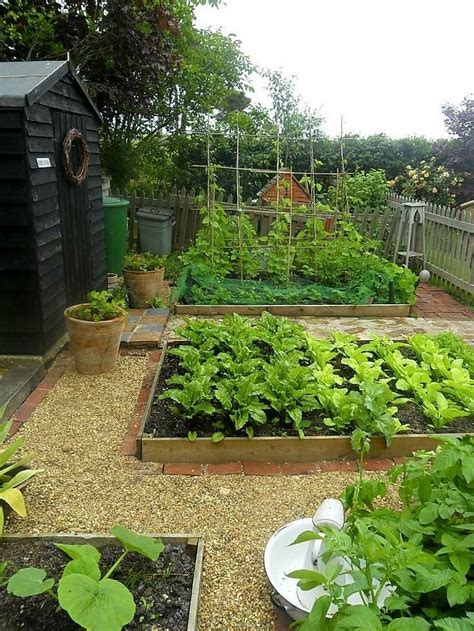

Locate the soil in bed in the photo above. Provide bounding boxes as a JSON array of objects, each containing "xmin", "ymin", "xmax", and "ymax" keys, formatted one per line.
[
  {"xmin": 0, "ymin": 540, "xmax": 195, "ymax": 631},
  {"xmin": 144, "ymin": 349, "xmax": 474, "ymax": 439}
]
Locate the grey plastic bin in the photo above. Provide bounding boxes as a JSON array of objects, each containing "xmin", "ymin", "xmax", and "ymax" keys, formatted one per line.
[{"xmin": 137, "ymin": 207, "xmax": 174, "ymax": 255}]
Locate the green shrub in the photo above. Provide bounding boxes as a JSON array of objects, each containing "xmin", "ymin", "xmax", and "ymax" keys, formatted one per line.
[
  {"xmin": 392, "ymin": 157, "xmax": 463, "ymax": 206},
  {"xmin": 329, "ymin": 169, "xmax": 388, "ymax": 211}
]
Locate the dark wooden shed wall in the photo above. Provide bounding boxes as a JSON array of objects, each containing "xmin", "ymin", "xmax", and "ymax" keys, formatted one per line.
[
  {"xmin": 0, "ymin": 71, "xmax": 106, "ymax": 355},
  {"xmin": 0, "ymin": 109, "xmax": 40, "ymax": 352}
]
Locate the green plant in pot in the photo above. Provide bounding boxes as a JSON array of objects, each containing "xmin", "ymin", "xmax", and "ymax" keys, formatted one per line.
[
  {"xmin": 122, "ymin": 252, "xmax": 166, "ymax": 308},
  {"xmin": 65, "ymin": 291, "xmax": 126, "ymax": 375},
  {"xmin": 0, "ymin": 420, "xmax": 41, "ymax": 535}
]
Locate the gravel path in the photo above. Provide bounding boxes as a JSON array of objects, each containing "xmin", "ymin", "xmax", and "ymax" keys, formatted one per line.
[{"xmin": 7, "ymin": 354, "xmax": 396, "ymax": 630}]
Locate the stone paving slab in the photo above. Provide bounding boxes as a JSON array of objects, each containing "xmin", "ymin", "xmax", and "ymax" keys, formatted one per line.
[
  {"xmin": 120, "ymin": 308, "xmax": 168, "ymax": 346},
  {"xmin": 164, "ymin": 314, "xmax": 474, "ymax": 344}
]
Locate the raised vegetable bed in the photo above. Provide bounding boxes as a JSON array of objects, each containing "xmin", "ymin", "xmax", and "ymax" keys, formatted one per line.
[
  {"xmin": 136, "ymin": 316, "xmax": 474, "ymax": 464},
  {"xmin": 173, "ymin": 202, "xmax": 419, "ymax": 317},
  {"xmin": 0, "ymin": 533, "xmax": 204, "ymax": 631}
]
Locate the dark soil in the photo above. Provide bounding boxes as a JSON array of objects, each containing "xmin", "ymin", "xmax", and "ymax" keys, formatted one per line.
[
  {"xmin": 143, "ymin": 346, "xmax": 474, "ymax": 439},
  {"xmin": 0, "ymin": 539, "xmax": 196, "ymax": 631}
]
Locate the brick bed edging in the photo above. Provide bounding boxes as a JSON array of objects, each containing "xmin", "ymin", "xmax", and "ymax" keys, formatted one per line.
[
  {"xmin": 128, "ymin": 458, "xmax": 401, "ymax": 476},
  {"xmin": 7, "ymin": 352, "xmax": 73, "ymax": 437}
]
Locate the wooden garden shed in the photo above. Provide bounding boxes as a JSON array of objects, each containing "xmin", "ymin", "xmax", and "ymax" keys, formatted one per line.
[
  {"xmin": 257, "ymin": 172, "xmax": 312, "ymax": 206},
  {"xmin": 0, "ymin": 60, "xmax": 106, "ymax": 355}
]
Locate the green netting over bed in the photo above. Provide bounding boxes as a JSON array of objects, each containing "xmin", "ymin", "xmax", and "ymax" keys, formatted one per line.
[{"xmin": 172, "ymin": 265, "xmax": 412, "ymax": 305}]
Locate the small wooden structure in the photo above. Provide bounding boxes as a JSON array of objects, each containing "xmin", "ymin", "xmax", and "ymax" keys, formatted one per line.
[
  {"xmin": 257, "ymin": 172, "xmax": 311, "ymax": 206},
  {"xmin": 0, "ymin": 60, "xmax": 106, "ymax": 354}
]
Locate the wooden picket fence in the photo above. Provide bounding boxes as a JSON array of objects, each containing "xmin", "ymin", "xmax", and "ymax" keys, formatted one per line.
[
  {"xmin": 113, "ymin": 188, "xmax": 473, "ymax": 296},
  {"xmin": 112, "ymin": 188, "xmax": 334, "ymax": 250}
]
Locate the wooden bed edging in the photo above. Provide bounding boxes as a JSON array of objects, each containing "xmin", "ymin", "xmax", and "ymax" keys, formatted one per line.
[
  {"xmin": 139, "ymin": 433, "xmax": 456, "ymax": 464},
  {"xmin": 135, "ymin": 342, "xmax": 467, "ymax": 464},
  {"xmin": 174, "ymin": 304, "xmax": 412, "ymax": 317},
  {"xmin": 1, "ymin": 533, "xmax": 204, "ymax": 631}
]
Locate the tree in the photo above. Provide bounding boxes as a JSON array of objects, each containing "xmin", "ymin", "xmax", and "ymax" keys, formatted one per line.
[
  {"xmin": 439, "ymin": 96, "xmax": 473, "ymax": 203},
  {"xmin": 0, "ymin": 0, "xmax": 228, "ymax": 187}
]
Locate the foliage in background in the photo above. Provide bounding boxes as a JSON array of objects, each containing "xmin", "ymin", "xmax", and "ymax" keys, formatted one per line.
[
  {"xmin": 329, "ymin": 170, "xmax": 388, "ymax": 211},
  {"xmin": 291, "ymin": 436, "xmax": 474, "ymax": 630},
  {"xmin": 1, "ymin": 2, "xmax": 470, "ymax": 204},
  {"xmin": 392, "ymin": 157, "xmax": 463, "ymax": 206},
  {"xmin": 439, "ymin": 95, "xmax": 473, "ymax": 203}
]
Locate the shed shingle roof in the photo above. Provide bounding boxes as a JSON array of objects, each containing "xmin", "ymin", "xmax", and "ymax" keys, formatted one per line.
[{"xmin": 0, "ymin": 60, "xmax": 101, "ymax": 121}]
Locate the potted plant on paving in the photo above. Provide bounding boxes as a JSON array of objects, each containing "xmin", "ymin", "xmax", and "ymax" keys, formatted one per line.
[
  {"xmin": 0, "ymin": 420, "xmax": 41, "ymax": 535},
  {"xmin": 123, "ymin": 252, "xmax": 165, "ymax": 308},
  {"xmin": 65, "ymin": 291, "xmax": 126, "ymax": 375}
]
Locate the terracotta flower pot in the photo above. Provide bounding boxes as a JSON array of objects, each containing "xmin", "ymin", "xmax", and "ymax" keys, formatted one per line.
[
  {"xmin": 123, "ymin": 268, "xmax": 164, "ymax": 308},
  {"xmin": 65, "ymin": 305, "xmax": 125, "ymax": 375}
]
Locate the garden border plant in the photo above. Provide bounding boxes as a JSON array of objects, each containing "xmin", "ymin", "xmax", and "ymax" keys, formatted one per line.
[
  {"xmin": 135, "ymin": 315, "xmax": 473, "ymax": 464},
  {"xmin": 288, "ymin": 436, "xmax": 474, "ymax": 630},
  {"xmin": 0, "ymin": 528, "xmax": 204, "ymax": 631},
  {"xmin": 0, "ymin": 419, "xmax": 41, "ymax": 535}
]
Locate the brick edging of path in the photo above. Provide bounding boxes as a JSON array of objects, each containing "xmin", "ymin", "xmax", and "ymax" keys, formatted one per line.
[
  {"xmin": 128, "ymin": 458, "xmax": 401, "ymax": 476},
  {"xmin": 7, "ymin": 353, "xmax": 73, "ymax": 437}
]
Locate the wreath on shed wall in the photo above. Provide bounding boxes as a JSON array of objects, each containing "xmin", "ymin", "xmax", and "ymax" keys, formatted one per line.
[{"xmin": 62, "ymin": 128, "xmax": 89, "ymax": 185}]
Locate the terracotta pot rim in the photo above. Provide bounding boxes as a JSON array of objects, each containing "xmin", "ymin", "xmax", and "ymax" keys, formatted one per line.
[
  {"xmin": 65, "ymin": 304, "xmax": 126, "ymax": 324},
  {"xmin": 122, "ymin": 267, "xmax": 164, "ymax": 275}
]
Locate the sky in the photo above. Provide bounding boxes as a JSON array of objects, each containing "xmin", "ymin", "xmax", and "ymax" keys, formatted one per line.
[{"xmin": 196, "ymin": 0, "xmax": 474, "ymax": 139}]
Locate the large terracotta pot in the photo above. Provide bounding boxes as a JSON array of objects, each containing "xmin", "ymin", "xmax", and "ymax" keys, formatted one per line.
[
  {"xmin": 123, "ymin": 268, "xmax": 164, "ymax": 308},
  {"xmin": 65, "ymin": 305, "xmax": 125, "ymax": 375}
]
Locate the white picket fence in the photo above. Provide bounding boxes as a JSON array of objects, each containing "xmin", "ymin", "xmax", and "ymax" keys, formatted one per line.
[{"xmin": 387, "ymin": 194, "xmax": 473, "ymax": 295}]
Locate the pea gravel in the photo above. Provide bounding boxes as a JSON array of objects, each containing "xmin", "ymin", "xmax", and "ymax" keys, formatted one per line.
[{"xmin": 7, "ymin": 353, "xmax": 399, "ymax": 630}]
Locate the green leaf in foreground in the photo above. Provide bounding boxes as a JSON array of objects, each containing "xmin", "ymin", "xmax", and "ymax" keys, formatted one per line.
[
  {"xmin": 63, "ymin": 557, "xmax": 101, "ymax": 581},
  {"xmin": 111, "ymin": 525, "xmax": 164, "ymax": 561},
  {"xmin": 387, "ymin": 618, "xmax": 431, "ymax": 631},
  {"xmin": 211, "ymin": 431, "xmax": 225, "ymax": 443},
  {"xmin": 55, "ymin": 543, "xmax": 101, "ymax": 564},
  {"xmin": 58, "ymin": 574, "xmax": 135, "ymax": 631},
  {"xmin": 187, "ymin": 431, "xmax": 197, "ymax": 442},
  {"xmin": 330, "ymin": 604, "xmax": 383, "ymax": 630},
  {"xmin": 433, "ymin": 619, "xmax": 474, "ymax": 631},
  {"xmin": 294, "ymin": 595, "xmax": 331, "ymax": 630},
  {"xmin": 7, "ymin": 568, "xmax": 54, "ymax": 597}
]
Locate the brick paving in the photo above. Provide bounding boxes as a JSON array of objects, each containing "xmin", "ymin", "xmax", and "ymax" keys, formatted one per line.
[
  {"xmin": 131, "ymin": 458, "xmax": 396, "ymax": 476},
  {"xmin": 412, "ymin": 284, "xmax": 473, "ymax": 319}
]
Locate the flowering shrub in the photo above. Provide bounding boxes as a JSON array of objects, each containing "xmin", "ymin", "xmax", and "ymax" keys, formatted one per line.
[{"xmin": 391, "ymin": 157, "xmax": 463, "ymax": 206}]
